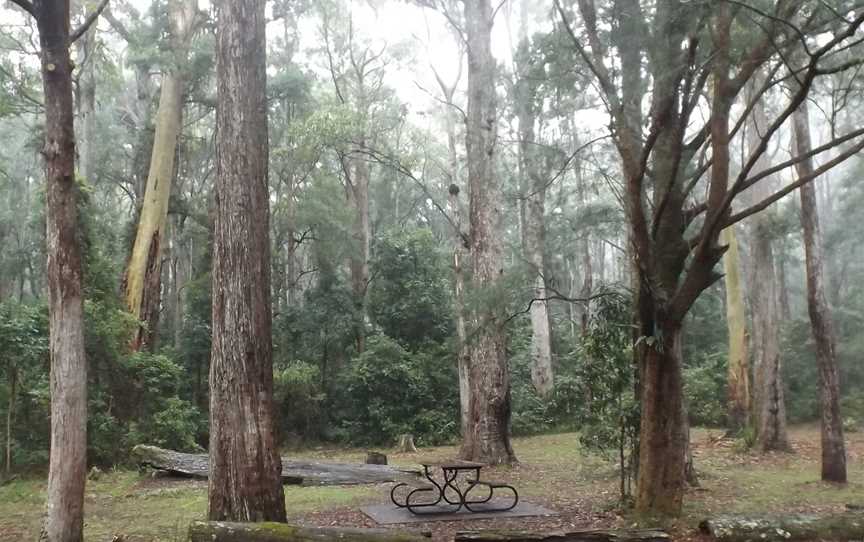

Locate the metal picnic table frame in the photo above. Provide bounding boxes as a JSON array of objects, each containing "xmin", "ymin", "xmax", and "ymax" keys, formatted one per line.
[{"xmin": 389, "ymin": 459, "xmax": 518, "ymax": 515}]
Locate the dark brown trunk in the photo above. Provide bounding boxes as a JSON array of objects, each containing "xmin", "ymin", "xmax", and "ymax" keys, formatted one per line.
[
  {"xmin": 793, "ymin": 102, "xmax": 847, "ymax": 483},
  {"xmin": 207, "ymin": 0, "xmax": 286, "ymax": 522},
  {"xmin": 459, "ymin": 0, "xmax": 515, "ymax": 465},
  {"xmin": 635, "ymin": 321, "xmax": 686, "ymax": 517},
  {"xmin": 35, "ymin": 2, "xmax": 88, "ymax": 540}
]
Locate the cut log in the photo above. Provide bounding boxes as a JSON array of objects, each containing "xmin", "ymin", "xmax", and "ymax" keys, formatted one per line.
[
  {"xmin": 454, "ymin": 529, "xmax": 669, "ymax": 541},
  {"xmin": 398, "ymin": 434, "xmax": 418, "ymax": 453},
  {"xmin": 699, "ymin": 512, "xmax": 864, "ymax": 542},
  {"xmin": 132, "ymin": 445, "xmax": 419, "ymax": 485},
  {"xmin": 188, "ymin": 521, "xmax": 431, "ymax": 542}
]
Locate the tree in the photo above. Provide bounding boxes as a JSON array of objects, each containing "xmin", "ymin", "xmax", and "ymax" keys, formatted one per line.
[
  {"xmin": 122, "ymin": 0, "xmax": 200, "ymax": 350},
  {"xmin": 793, "ymin": 99, "xmax": 847, "ymax": 483},
  {"xmin": 207, "ymin": 0, "xmax": 286, "ymax": 522},
  {"xmin": 6, "ymin": 0, "xmax": 105, "ymax": 539},
  {"xmin": 459, "ymin": 0, "xmax": 516, "ymax": 465},
  {"xmin": 746, "ymin": 86, "xmax": 789, "ymax": 452},
  {"xmin": 514, "ymin": 21, "xmax": 554, "ymax": 398},
  {"xmin": 721, "ymin": 226, "xmax": 749, "ymax": 433},
  {"xmin": 554, "ymin": 0, "xmax": 864, "ymax": 515}
]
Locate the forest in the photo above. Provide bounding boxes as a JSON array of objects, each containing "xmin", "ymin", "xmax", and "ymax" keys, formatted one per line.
[{"xmin": 1, "ymin": 0, "xmax": 864, "ymax": 541}]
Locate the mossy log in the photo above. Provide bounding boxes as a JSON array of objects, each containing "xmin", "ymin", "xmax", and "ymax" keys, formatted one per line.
[
  {"xmin": 188, "ymin": 521, "xmax": 430, "ymax": 542},
  {"xmin": 699, "ymin": 512, "xmax": 864, "ymax": 541},
  {"xmin": 132, "ymin": 445, "xmax": 419, "ymax": 485},
  {"xmin": 453, "ymin": 529, "xmax": 669, "ymax": 541}
]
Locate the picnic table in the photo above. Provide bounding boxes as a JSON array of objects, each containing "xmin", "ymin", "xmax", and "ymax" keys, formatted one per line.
[{"xmin": 390, "ymin": 459, "xmax": 518, "ymax": 515}]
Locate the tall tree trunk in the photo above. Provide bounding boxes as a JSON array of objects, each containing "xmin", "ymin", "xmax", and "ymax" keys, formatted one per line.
[
  {"xmin": 516, "ymin": 53, "xmax": 553, "ymax": 398},
  {"xmin": 347, "ymin": 156, "xmax": 370, "ymax": 353},
  {"xmin": 35, "ymin": 2, "xmax": 88, "ymax": 540},
  {"xmin": 460, "ymin": 0, "xmax": 516, "ymax": 465},
  {"xmin": 449, "ymin": 187, "xmax": 471, "ymax": 438},
  {"xmin": 747, "ymin": 87, "xmax": 789, "ymax": 452},
  {"xmin": 5, "ymin": 367, "xmax": 15, "ymax": 475},
  {"xmin": 74, "ymin": 14, "xmax": 96, "ymax": 183},
  {"xmin": 721, "ymin": 226, "xmax": 750, "ymax": 432},
  {"xmin": 635, "ymin": 319, "xmax": 687, "ymax": 516},
  {"xmin": 122, "ymin": 0, "xmax": 197, "ymax": 350},
  {"xmin": 793, "ymin": 102, "xmax": 847, "ymax": 483},
  {"xmin": 207, "ymin": 0, "xmax": 286, "ymax": 523}
]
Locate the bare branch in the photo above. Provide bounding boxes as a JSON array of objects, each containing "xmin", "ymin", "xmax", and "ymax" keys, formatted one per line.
[
  {"xmin": 725, "ymin": 137, "xmax": 864, "ymax": 227},
  {"xmin": 70, "ymin": 0, "xmax": 111, "ymax": 44},
  {"xmin": 8, "ymin": 0, "xmax": 36, "ymax": 18}
]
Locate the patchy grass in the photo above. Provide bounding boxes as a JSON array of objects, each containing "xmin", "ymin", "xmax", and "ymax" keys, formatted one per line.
[{"xmin": 2, "ymin": 427, "xmax": 863, "ymax": 541}]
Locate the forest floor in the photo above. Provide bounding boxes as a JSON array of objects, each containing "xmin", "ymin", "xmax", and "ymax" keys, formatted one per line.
[{"xmin": 1, "ymin": 426, "xmax": 863, "ymax": 541}]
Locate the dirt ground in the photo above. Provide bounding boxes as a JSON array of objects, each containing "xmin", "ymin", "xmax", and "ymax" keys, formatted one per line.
[{"xmin": 2, "ymin": 426, "xmax": 862, "ymax": 541}]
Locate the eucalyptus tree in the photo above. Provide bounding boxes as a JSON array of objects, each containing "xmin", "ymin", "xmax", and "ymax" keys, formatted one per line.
[
  {"xmin": 459, "ymin": 0, "xmax": 516, "ymax": 465},
  {"xmin": 554, "ymin": 0, "xmax": 864, "ymax": 515},
  {"xmin": 122, "ymin": 0, "xmax": 201, "ymax": 350},
  {"xmin": 207, "ymin": 0, "xmax": 286, "ymax": 522},
  {"xmin": 793, "ymin": 100, "xmax": 846, "ymax": 483}
]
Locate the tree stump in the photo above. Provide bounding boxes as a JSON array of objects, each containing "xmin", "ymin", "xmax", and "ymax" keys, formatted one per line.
[
  {"xmin": 397, "ymin": 434, "xmax": 418, "ymax": 453},
  {"xmin": 366, "ymin": 451, "xmax": 388, "ymax": 465}
]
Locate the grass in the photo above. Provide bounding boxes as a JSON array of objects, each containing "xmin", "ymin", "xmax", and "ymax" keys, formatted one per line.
[{"xmin": 2, "ymin": 426, "xmax": 863, "ymax": 541}]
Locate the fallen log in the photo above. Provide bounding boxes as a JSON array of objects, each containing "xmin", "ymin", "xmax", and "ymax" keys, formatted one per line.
[
  {"xmin": 132, "ymin": 445, "xmax": 419, "ymax": 486},
  {"xmin": 188, "ymin": 521, "xmax": 430, "ymax": 542},
  {"xmin": 699, "ymin": 512, "xmax": 864, "ymax": 541},
  {"xmin": 453, "ymin": 529, "xmax": 669, "ymax": 541}
]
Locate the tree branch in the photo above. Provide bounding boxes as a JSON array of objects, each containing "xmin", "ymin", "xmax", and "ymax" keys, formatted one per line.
[
  {"xmin": 725, "ymin": 137, "xmax": 864, "ymax": 227},
  {"xmin": 70, "ymin": 0, "xmax": 111, "ymax": 44},
  {"xmin": 8, "ymin": 0, "xmax": 36, "ymax": 18}
]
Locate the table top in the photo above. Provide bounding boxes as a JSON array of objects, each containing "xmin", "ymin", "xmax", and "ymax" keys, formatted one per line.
[{"xmin": 419, "ymin": 459, "xmax": 485, "ymax": 469}]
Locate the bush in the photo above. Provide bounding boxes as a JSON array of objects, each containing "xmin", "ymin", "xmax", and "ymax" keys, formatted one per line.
[
  {"xmin": 274, "ymin": 362, "xmax": 325, "ymax": 445},
  {"xmin": 330, "ymin": 335, "xmax": 457, "ymax": 446},
  {"xmin": 683, "ymin": 352, "xmax": 727, "ymax": 427}
]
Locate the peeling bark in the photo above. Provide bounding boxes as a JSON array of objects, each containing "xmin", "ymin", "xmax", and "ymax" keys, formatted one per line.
[{"xmin": 122, "ymin": 0, "xmax": 198, "ymax": 350}]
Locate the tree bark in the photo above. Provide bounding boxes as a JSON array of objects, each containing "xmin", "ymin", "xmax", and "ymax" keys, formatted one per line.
[
  {"xmin": 35, "ymin": 2, "xmax": 88, "ymax": 540},
  {"xmin": 208, "ymin": 0, "xmax": 286, "ymax": 523},
  {"xmin": 793, "ymin": 101, "xmax": 847, "ymax": 483},
  {"xmin": 515, "ymin": 38, "xmax": 553, "ymax": 398},
  {"xmin": 448, "ymin": 187, "xmax": 471, "ymax": 439},
  {"xmin": 74, "ymin": 10, "xmax": 96, "ymax": 183},
  {"xmin": 122, "ymin": 0, "xmax": 198, "ymax": 351},
  {"xmin": 454, "ymin": 529, "xmax": 669, "ymax": 542},
  {"xmin": 347, "ymin": 156, "xmax": 370, "ymax": 353},
  {"xmin": 188, "ymin": 521, "xmax": 430, "ymax": 542},
  {"xmin": 700, "ymin": 512, "xmax": 864, "ymax": 542},
  {"xmin": 747, "ymin": 87, "xmax": 789, "ymax": 452},
  {"xmin": 459, "ymin": 0, "xmax": 515, "ymax": 466},
  {"xmin": 721, "ymin": 227, "xmax": 750, "ymax": 432},
  {"xmin": 635, "ymin": 321, "xmax": 687, "ymax": 517}
]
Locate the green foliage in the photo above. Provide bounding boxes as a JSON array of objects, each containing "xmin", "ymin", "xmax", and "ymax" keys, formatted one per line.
[
  {"xmin": 274, "ymin": 362, "xmax": 325, "ymax": 445},
  {"xmin": 571, "ymin": 291, "xmax": 639, "ymax": 498},
  {"xmin": 368, "ymin": 229, "xmax": 453, "ymax": 349},
  {"xmin": 683, "ymin": 353, "xmax": 727, "ymax": 427},
  {"xmin": 330, "ymin": 335, "xmax": 457, "ymax": 446}
]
